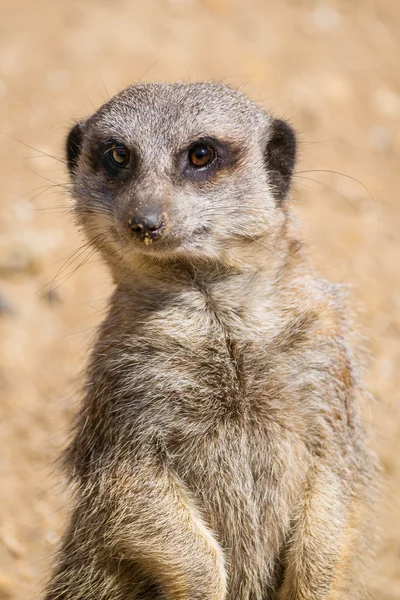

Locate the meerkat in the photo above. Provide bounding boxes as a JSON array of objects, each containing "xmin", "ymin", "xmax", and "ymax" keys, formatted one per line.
[{"xmin": 43, "ymin": 82, "xmax": 376, "ymax": 600}]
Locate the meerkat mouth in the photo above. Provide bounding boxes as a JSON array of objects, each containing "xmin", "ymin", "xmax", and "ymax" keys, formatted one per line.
[
  {"xmin": 127, "ymin": 214, "xmax": 167, "ymax": 245},
  {"xmin": 128, "ymin": 220, "xmax": 166, "ymax": 245}
]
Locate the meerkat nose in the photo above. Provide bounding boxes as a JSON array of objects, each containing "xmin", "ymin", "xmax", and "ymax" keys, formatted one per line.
[{"xmin": 128, "ymin": 210, "xmax": 166, "ymax": 242}]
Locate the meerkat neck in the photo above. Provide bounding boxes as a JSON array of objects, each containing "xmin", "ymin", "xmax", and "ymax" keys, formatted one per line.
[{"xmin": 112, "ymin": 230, "xmax": 304, "ymax": 318}]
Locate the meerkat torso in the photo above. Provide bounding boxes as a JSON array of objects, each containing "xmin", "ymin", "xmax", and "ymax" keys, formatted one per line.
[{"xmin": 44, "ymin": 83, "xmax": 376, "ymax": 600}]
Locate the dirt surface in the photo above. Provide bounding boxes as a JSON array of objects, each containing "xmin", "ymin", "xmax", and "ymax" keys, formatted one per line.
[{"xmin": 0, "ymin": 0, "xmax": 399, "ymax": 598}]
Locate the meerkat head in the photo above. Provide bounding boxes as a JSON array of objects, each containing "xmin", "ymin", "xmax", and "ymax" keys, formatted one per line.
[{"xmin": 66, "ymin": 82, "xmax": 296, "ymax": 271}]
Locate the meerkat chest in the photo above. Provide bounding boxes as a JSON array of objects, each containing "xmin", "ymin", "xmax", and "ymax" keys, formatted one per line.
[
  {"xmin": 119, "ymin": 290, "xmax": 301, "ymax": 432},
  {"xmin": 110, "ymin": 293, "xmax": 309, "ymax": 587}
]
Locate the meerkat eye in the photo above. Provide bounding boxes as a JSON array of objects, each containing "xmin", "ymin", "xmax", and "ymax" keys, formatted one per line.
[
  {"xmin": 107, "ymin": 144, "xmax": 131, "ymax": 169},
  {"xmin": 188, "ymin": 143, "xmax": 216, "ymax": 168}
]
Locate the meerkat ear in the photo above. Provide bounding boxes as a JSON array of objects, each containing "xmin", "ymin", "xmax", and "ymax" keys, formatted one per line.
[
  {"xmin": 264, "ymin": 118, "xmax": 297, "ymax": 202},
  {"xmin": 66, "ymin": 122, "xmax": 84, "ymax": 174}
]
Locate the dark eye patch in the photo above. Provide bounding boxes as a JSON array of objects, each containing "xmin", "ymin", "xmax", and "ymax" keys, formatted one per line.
[
  {"xmin": 179, "ymin": 136, "xmax": 243, "ymax": 182},
  {"xmin": 88, "ymin": 137, "xmax": 137, "ymax": 180}
]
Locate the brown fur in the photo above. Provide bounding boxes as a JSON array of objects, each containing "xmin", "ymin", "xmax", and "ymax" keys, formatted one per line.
[{"xmin": 43, "ymin": 82, "xmax": 376, "ymax": 600}]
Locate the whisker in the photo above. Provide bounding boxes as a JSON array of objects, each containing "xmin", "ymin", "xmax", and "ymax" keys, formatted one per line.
[
  {"xmin": 98, "ymin": 73, "xmax": 111, "ymax": 100},
  {"xmin": 294, "ymin": 175, "xmax": 357, "ymax": 212},
  {"xmin": 294, "ymin": 168, "xmax": 381, "ymax": 226},
  {"xmin": 79, "ymin": 76, "xmax": 97, "ymax": 112},
  {"xmin": 39, "ymin": 232, "xmax": 105, "ymax": 294},
  {"xmin": 40, "ymin": 245, "xmax": 101, "ymax": 298},
  {"xmin": 52, "ymin": 246, "xmax": 100, "ymax": 290},
  {"xmin": 0, "ymin": 129, "xmax": 66, "ymax": 165},
  {"xmin": 22, "ymin": 162, "xmax": 70, "ymax": 188},
  {"xmin": 248, "ymin": 236, "xmax": 301, "ymax": 265},
  {"xmin": 137, "ymin": 58, "xmax": 164, "ymax": 83},
  {"xmin": 25, "ymin": 184, "xmax": 70, "ymax": 205}
]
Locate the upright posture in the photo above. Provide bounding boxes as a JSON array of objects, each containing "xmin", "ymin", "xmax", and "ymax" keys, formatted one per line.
[{"xmin": 44, "ymin": 82, "xmax": 375, "ymax": 600}]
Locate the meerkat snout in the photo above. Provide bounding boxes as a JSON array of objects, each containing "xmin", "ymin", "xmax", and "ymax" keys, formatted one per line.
[{"xmin": 128, "ymin": 209, "xmax": 167, "ymax": 243}]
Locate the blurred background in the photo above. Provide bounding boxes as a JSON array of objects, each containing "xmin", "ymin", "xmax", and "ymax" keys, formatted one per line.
[{"xmin": 0, "ymin": 0, "xmax": 399, "ymax": 598}]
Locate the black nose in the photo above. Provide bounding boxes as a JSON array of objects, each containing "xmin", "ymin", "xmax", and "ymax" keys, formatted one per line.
[{"xmin": 128, "ymin": 211, "xmax": 166, "ymax": 242}]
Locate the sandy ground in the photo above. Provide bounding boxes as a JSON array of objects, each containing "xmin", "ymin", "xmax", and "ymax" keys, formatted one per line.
[{"xmin": 0, "ymin": 0, "xmax": 399, "ymax": 598}]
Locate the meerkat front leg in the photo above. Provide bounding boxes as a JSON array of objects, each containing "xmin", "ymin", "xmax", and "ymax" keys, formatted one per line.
[
  {"xmin": 44, "ymin": 456, "xmax": 227, "ymax": 600},
  {"xmin": 277, "ymin": 464, "xmax": 359, "ymax": 600}
]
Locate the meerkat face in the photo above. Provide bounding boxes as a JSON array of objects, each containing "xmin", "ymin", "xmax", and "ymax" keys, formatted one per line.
[{"xmin": 66, "ymin": 82, "xmax": 296, "ymax": 267}]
